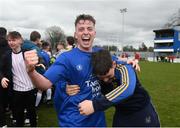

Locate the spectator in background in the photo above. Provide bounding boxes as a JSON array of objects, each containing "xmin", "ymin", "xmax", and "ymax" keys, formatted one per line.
[
  {"xmin": 0, "ymin": 27, "xmax": 11, "ymax": 127},
  {"xmin": 30, "ymin": 31, "xmax": 42, "ymax": 48},
  {"xmin": 39, "ymin": 41, "xmax": 52, "ymax": 106},
  {"xmin": 0, "ymin": 31, "xmax": 37, "ymax": 127},
  {"xmin": 156, "ymin": 56, "xmax": 159, "ymax": 62},
  {"xmin": 119, "ymin": 52, "xmax": 128, "ymax": 62},
  {"xmin": 22, "ymin": 31, "xmax": 42, "ymax": 57},
  {"xmin": 66, "ymin": 36, "xmax": 75, "ymax": 50},
  {"xmin": 168, "ymin": 55, "xmax": 175, "ymax": 63},
  {"xmin": 134, "ymin": 52, "xmax": 141, "ymax": 62},
  {"xmin": 54, "ymin": 41, "xmax": 67, "ymax": 58},
  {"xmin": 41, "ymin": 41, "xmax": 51, "ymax": 68},
  {"xmin": 41, "ymin": 40, "xmax": 52, "ymax": 57}
]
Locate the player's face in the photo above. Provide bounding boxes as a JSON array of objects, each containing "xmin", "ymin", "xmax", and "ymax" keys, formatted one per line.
[
  {"xmin": 74, "ymin": 20, "xmax": 96, "ymax": 52},
  {"xmin": 8, "ymin": 37, "xmax": 22, "ymax": 52},
  {"xmin": 98, "ymin": 67, "xmax": 115, "ymax": 83},
  {"xmin": 57, "ymin": 44, "xmax": 64, "ymax": 51}
]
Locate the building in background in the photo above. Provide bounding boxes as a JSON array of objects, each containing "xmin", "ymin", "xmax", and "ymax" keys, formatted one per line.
[{"xmin": 153, "ymin": 26, "xmax": 180, "ymax": 61}]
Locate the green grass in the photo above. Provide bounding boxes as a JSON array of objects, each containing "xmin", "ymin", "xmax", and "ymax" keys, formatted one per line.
[
  {"xmin": 7, "ymin": 62, "xmax": 180, "ymax": 127},
  {"xmin": 37, "ymin": 104, "xmax": 58, "ymax": 127},
  {"xmin": 138, "ymin": 61, "xmax": 180, "ymax": 127}
]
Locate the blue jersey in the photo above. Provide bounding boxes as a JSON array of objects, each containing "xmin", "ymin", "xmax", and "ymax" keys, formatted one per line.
[
  {"xmin": 92, "ymin": 63, "xmax": 158, "ymax": 127},
  {"xmin": 44, "ymin": 48, "xmax": 106, "ymax": 127},
  {"xmin": 40, "ymin": 50, "xmax": 50, "ymax": 68},
  {"xmin": 93, "ymin": 62, "xmax": 151, "ymax": 115},
  {"xmin": 92, "ymin": 63, "xmax": 137, "ymax": 111},
  {"xmin": 22, "ymin": 40, "xmax": 42, "ymax": 57}
]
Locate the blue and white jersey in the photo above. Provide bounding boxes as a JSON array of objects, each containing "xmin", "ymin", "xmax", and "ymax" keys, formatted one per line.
[{"xmin": 44, "ymin": 48, "xmax": 106, "ymax": 127}]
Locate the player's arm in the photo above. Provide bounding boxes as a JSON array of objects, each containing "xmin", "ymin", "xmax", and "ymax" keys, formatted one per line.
[
  {"xmin": 94, "ymin": 64, "xmax": 136, "ymax": 111},
  {"xmin": 79, "ymin": 64, "xmax": 137, "ymax": 115},
  {"xmin": 127, "ymin": 59, "xmax": 140, "ymax": 72},
  {"xmin": 25, "ymin": 50, "xmax": 52, "ymax": 90},
  {"xmin": 25, "ymin": 50, "xmax": 71, "ymax": 91},
  {"xmin": 28, "ymin": 70, "xmax": 52, "ymax": 90},
  {"xmin": 113, "ymin": 55, "xmax": 140, "ymax": 72}
]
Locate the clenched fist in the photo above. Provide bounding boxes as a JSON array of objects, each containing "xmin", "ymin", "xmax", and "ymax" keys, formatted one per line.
[{"xmin": 24, "ymin": 49, "xmax": 39, "ymax": 73}]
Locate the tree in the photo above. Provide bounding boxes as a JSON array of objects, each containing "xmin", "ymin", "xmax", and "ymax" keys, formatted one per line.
[
  {"xmin": 45, "ymin": 26, "xmax": 66, "ymax": 51},
  {"xmin": 164, "ymin": 8, "xmax": 180, "ymax": 28},
  {"xmin": 139, "ymin": 42, "xmax": 148, "ymax": 51},
  {"xmin": 123, "ymin": 45, "xmax": 137, "ymax": 52},
  {"xmin": 109, "ymin": 45, "xmax": 118, "ymax": 51},
  {"xmin": 102, "ymin": 45, "xmax": 118, "ymax": 51}
]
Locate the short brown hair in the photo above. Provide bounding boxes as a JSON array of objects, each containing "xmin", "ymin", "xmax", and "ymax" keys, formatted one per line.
[
  {"xmin": 41, "ymin": 41, "xmax": 50, "ymax": 50},
  {"xmin": 91, "ymin": 49, "xmax": 112, "ymax": 76},
  {"xmin": 7, "ymin": 31, "xmax": 22, "ymax": 39},
  {"xmin": 75, "ymin": 14, "xmax": 96, "ymax": 26},
  {"xmin": 30, "ymin": 31, "xmax": 41, "ymax": 41}
]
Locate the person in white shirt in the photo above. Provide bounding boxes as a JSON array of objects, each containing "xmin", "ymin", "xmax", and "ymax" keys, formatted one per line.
[{"xmin": 0, "ymin": 31, "xmax": 37, "ymax": 127}]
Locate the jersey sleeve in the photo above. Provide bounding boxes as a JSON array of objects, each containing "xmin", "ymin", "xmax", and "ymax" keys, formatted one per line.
[
  {"xmin": 43, "ymin": 54, "xmax": 70, "ymax": 85},
  {"xmin": 93, "ymin": 64, "xmax": 136, "ymax": 112}
]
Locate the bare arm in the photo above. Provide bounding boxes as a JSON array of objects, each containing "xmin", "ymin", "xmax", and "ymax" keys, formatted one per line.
[
  {"xmin": 24, "ymin": 50, "xmax": 52, "ymax": 90},
  {"xmin": 28, "ymin": 70, "xmax": 52, "ymax": 90},
  {"xmin": 127, "ymin": 59, "xmax": 140, "ymax": 72},
  {"xmin": 118, "ymin": 57, "xmax": 141, "ymax": 72}
]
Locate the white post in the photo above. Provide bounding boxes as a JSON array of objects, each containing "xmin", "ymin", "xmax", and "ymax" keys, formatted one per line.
[{"xmin": 120, "ymin": 8, "xmax": 127, "ymax": 52}]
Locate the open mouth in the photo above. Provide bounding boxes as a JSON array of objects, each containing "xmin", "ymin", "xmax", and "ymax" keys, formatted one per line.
[
  {"xmin": 82, "ymin": 35, "xmax": 91, "ymax": 42},
  {"xmin": 82, "ymin": 38, "xmax": 90, "ymax": 42}
]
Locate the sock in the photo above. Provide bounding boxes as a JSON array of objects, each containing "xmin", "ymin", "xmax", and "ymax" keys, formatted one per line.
[
  {"xmin": 35, "ymin": 91, "xmax": 42, "ymax": 107},
  {"xmin": 46, "ymin": 89, "xmax": 52, "ymax": 100}
]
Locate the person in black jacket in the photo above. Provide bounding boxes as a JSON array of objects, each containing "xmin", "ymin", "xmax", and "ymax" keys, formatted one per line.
[
  {"xmin": 0, "ymin": 27, "xmax": 11, "ymax": 127},
  {"xmin": 78, "ymin": 49, "xmax": 160, "ymax": 127}
]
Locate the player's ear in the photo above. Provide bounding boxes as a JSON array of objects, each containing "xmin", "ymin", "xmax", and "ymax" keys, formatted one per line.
[
  {"xmin": 74, "ymin": 32, "xmax": 78, "ymax": 39},
  {"xmin": 112, "ymin": 61, "xmax": 116, "ymax": 68}
]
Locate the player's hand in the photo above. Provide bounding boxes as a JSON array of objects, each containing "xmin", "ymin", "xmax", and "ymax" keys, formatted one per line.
[
  {"xmin": 118, "ymin": 57, "xmax": 128, "ymax": 62},
  {"xmin": 66, "ymin": 84, "xmax": 80, "ymax": 96},
  {"xmin": 1, "ymin": 77, "xmax": 9, "ymax": 88},
  {"xmin": 24, "ymin": 50, "xmax": 39, "ymax": 73},
  {"xmin": 78, "ymin": 100, "xmax": 94, "ymax": 115},
  {"xmin": 36, "ymin": 63, "xmax": 46, "ymax": 70},
  {"xmin": 127, "ymin": 59, "xmax": 140, "ymax": 72}
]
